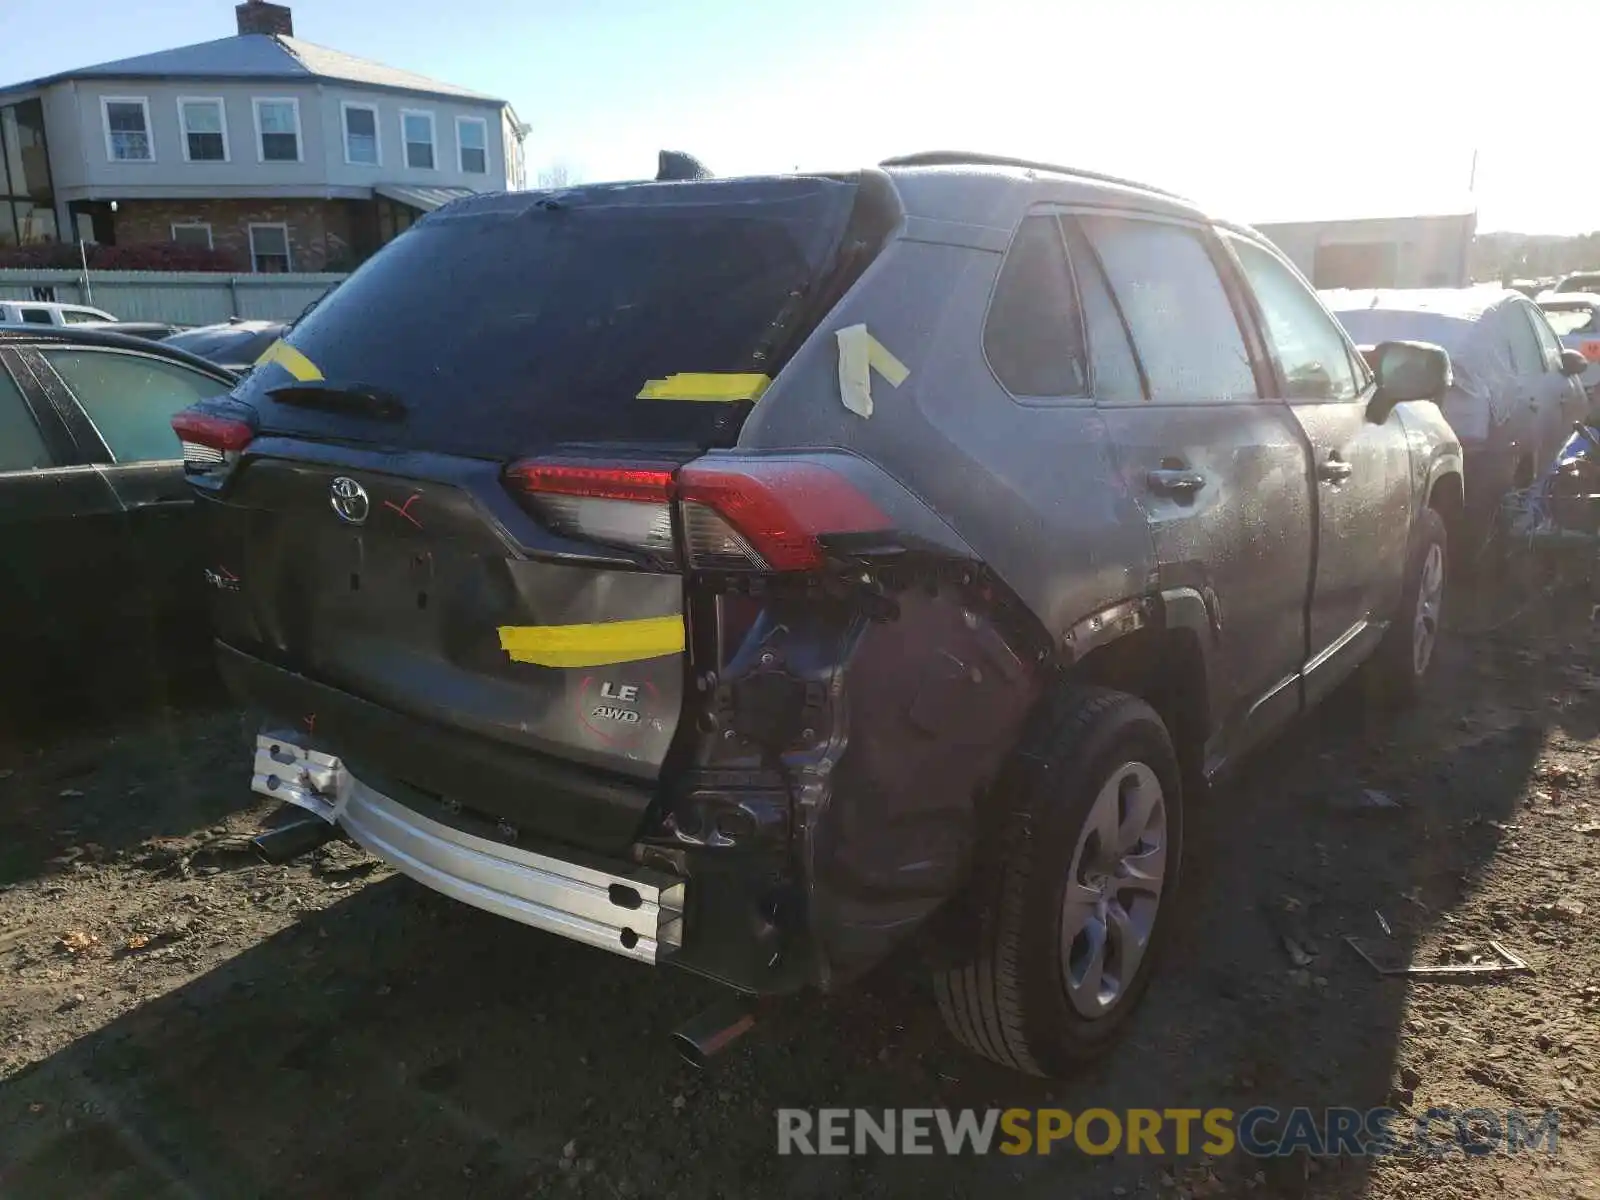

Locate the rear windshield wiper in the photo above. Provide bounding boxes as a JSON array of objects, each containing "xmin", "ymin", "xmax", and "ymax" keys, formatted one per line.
[{"xmin": 267, "ymin": 380, "xmax": 407, "ymax": 420}]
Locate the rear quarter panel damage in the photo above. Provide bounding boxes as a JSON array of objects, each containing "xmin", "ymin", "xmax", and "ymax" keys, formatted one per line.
[
  {"xmin": 681, "ymin": 579, "xmax": 1041, "ymax": 992},
  {"xmin": 799, "ymin": 586, "xmax": 1040, "ymax": 988}
]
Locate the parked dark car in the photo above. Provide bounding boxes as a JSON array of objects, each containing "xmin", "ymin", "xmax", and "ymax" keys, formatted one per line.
[
  {"xmin": 1550, "ymin": 270, "xmax": 1600, "ymax": 296},
  {"xmin": 0, "ymin": 326, "xmax": 237, "ymax": 715},
  {"xmin": 1326, "ymin": 288, "xmax": 1589, "ymax": 550},
  {"xmin": 175, "ymin": 156, "xmax": 1461, "ymax": 1076},
  {"xmin": 78, "ymin": 321, "xmax": 188, "ymax": 341},
  {"xmin": 163, "ymin": 320, "xmax": 288, "ymax": 374}
]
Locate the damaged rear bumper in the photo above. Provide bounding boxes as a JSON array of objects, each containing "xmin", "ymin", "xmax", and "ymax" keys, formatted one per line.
[{"xmin": 253, "ymin": 734, "xmax": 686, "ymax": 964}]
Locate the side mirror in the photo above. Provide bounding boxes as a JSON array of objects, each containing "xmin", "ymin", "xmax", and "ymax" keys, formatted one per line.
[
  {"xmin": 1366, "ymin": 339, "xmax": 1451, "ymax": 424},
  {"xmin": 1560, "ymin": 347, "xmax": 1590, "ymax": 377}
]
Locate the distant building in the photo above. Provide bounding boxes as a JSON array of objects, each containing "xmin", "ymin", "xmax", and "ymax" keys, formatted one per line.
[
  {"xmin": 1253, "ymin": 212, "xmax": 1477, "ymax": 290},
  {"xmin": 0, "ymin": 1, "xmax": 526, "ymax": 270}
]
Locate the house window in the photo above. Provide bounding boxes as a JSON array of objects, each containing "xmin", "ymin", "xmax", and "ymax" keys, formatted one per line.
[
  {"xmin": 1, "ymin": 98, "xmax": 58, "ymax": 247},
  {"xmin": 457, "ymin": 116, "xmax": 488, "ymax": 175},
  {"xmin": 342, "ymin": 102, "xmax": 379, "ymax": 166},
  {"xmin": 249, "ymin": 223, "xmax": 291, "ymax": 273},
  {"xmin": 402, "ymin": 110, "xmax": 435, "ymax": 169},
  {"xmin": 102, "ymin": 97, "xmax": 153, "ymax": 162},
  {"xmin": 253, "ymin": 98, "xmax": 302, "ymax": 162},
  {"xmin": 171, "ymin": 223, "xmax": 213, "ymax": 249},
  {"xmin": 178, "ymin": 98, "xmax": 228, "ymax": 162}
]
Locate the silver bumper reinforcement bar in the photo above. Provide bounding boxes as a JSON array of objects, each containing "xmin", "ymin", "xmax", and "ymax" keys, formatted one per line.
[{"xmin": 251, "ymin": 733, "xmax": 685, "ymax": 964}]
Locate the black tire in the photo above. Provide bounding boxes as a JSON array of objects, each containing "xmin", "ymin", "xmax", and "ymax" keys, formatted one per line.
[
  {"xmin": 932, "ymin": 685, "xmax": 1183, "ymax": 1077},
  {"xmin": 1368, "ymin": 505, "xmax": 1448, "ymax": 704}
]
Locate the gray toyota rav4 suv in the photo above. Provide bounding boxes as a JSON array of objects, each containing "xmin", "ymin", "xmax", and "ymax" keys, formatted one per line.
[{"xmin": 174, "ymin": 151, "xmax": 1463, "ymax": 1076}]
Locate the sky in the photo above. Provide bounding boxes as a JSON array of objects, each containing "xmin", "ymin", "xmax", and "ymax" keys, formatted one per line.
[{"xmin": 1, "ymin": 0, "xmax": 1593, "ymax": 234}]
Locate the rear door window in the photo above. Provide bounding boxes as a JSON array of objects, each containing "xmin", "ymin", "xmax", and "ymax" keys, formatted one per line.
[
  {"xmin": 0, "ymin": 361, "xmax": 52, "ymax": 471},
  {"xmin": 1228, "ymin": 237, "xmax": 1361, "ymax": 402},
  {"xmin": 39, "ymin": 349, "xmax": 230, "ymax": 463},
  {"xmin": 1079, "ymin": 215, "xmax": 1258, "ymax": 402},
  {"xmin": 18, "ymin": 307, "xmax": 53, "ymax": 325},
  {"xmin": 983, "ymin": 215, "xmax": 1088, "ymax": 397},
  {"xmin": 1060, "ymin": 219, "xmax": 1144, "ymax": 403},
  {"xmin": 1521, "ymin": 304, "xmax": 1564, "ymax": 371}
]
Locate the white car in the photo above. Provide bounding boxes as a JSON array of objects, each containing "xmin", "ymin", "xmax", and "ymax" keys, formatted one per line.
[
  {"xmin": 1326, "ymin": 287, "xmax": 1590, "ymax": 537},
  {"xmin": 1537, "ymin": 294, "xmax": 1600, "ymax": 397},
  {"xmin": 0, "ymin": 301, "xmax": 118, "ymax": 327}
]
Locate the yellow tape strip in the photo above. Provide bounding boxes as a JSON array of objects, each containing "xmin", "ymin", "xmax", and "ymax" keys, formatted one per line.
[
  {"xmin": 835, "ymin": 324, "xmax": 909, "ymax": 418},
  {"xmin": 635, "ymin": 373, "xmax": 771, "ymax": 403},
  {"xmin": 866, "ymin": 335, "xmax": 910, "ymax": 387},
  {"xmin": 497, "ymin": 615, "xmax": 686, "ymax": 668},
  {"xmin": 255, "ymin": 339, "xmax": 325, "ymax": 382}
]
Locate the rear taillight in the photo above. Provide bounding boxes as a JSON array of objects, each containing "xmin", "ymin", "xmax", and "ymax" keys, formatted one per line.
[
  {"xmin": 676, "ymin": 460, "xmax": 889, "ymax": 571},
  {"xmin": 171, "ymin": 411, "xmax": 253, "ymax": 474},
  {"xmin": 505, "ymin": 457, "xmax": 890, "ymax": 571},
  {"xmin": 506, "ymin": 461, "xmax": 677, "ymax": 557}
]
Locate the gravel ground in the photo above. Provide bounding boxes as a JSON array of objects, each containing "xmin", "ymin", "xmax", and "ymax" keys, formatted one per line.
[{"xmin": 1, "ymin": 592, "xmax": 1598, "ymax": 1199}]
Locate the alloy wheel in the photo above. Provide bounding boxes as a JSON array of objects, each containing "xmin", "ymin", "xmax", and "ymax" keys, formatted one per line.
[{"xmin": 1060, "ymin": 761, "xmax": 1167, "ymax": 1018}]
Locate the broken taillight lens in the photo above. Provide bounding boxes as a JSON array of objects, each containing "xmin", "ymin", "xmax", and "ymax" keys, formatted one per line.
[
  {"xmin": 504, "ymin": 457, "xmax": 890, "ymax": 572},
  {"xmin": 171, "ymin": 411, "xmax": 254, "ymax": 474}
]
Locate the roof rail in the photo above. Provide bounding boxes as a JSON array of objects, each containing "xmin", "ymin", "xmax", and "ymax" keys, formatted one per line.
[{"xmin": 878, "ymin": 151, "xmax": 1188, "ymax": 201}]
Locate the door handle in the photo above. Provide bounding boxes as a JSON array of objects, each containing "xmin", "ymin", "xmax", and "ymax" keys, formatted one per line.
[
  {"xmin": 1146, "ymin": 468, "xmax": 1207, "ymax": 495},
  {"xmin": 1318, "ymin": 458, "xmax": 1354, "ymax": 484}
]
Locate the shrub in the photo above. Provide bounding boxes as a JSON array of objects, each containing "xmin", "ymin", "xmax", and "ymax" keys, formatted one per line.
[{"xmin": 0, "ymin": 242, "xmax": 246, "ymax": 272}]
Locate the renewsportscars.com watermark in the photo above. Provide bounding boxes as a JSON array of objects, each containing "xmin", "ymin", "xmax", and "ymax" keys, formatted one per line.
[{"xmin": 776, "ymin": 1107, "xmax": 1560, "ymax": 1158}]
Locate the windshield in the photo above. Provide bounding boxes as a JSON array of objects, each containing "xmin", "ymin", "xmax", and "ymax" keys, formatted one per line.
[
  {"xmin": 234, "ymin": 178, "xmax": 862, "ymax": 457},
  {"xmin": 1541, "ymin": 307, "xmax": 1599, "ymax": 336}
]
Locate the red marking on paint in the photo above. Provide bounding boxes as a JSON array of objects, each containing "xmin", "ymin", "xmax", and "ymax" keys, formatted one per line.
[
  {"xmin": 383, "ymin": 494, "xmax": 424, "ymax": 529},
  {"xmin": 303, "ymin": 714, "xmax": 316, "ymax": 735}
]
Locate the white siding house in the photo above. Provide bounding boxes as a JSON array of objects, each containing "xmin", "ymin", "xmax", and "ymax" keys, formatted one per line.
[{"xmin": 0, "ymin": 1, "xmax": 525, "ymax": 271}]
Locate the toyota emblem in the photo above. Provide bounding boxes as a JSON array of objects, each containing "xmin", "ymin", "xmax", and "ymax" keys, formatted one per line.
[{"xmin": 329, "ymin": 476, "xmax": 370, "ymax": 525}]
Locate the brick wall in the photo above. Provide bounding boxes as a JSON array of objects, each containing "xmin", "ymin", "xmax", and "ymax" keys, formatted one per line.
[{"xmin": 111, "ymin": 198, "xmax": 357, "ymax": 272}]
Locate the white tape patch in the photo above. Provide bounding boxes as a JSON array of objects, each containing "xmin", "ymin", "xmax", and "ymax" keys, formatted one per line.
[{"xmin": 834, "ymin": 324, "xmax": 910, "ymax": 419}]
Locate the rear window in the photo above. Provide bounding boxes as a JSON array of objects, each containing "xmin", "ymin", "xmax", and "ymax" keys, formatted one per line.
[
  {"xmin": 1542, "ymin": 307, "xmax": 1598, "ymax": 336},
  {"xmin": 1555, "ymin": 274, "xmax": 1600, "ymax": 294},
  {"xmin": 235, "ymin": 178, "xmax": 866, "ymax": 456},
  {"xmin": 1330, "ymin": 309, "xmax": 1475, "ymax": 357}
]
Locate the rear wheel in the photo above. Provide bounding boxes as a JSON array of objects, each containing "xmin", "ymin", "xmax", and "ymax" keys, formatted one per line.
[{"xmin": 933, "ymin": 686, "xmax": 1183, "ymax": 1076}]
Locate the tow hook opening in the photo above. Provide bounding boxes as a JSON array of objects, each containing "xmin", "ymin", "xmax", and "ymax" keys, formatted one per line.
[
  {"xmin": 251, "ymin": 805, "xmax": 340, "ymax": 864},
  {"xmin": 671, "ymin": 997, "xmax": 760, "ymax": 1068}
]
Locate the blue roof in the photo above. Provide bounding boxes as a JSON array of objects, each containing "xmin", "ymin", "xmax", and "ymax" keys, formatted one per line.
[{"xmin": 1, "ymin": 34, "xmax": 502, "ymax": 104}]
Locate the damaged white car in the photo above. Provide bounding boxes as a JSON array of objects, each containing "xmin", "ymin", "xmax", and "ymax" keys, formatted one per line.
[{"xmin": 1326, "ymin": 288, "xmax": 1590, "ymax": 548}]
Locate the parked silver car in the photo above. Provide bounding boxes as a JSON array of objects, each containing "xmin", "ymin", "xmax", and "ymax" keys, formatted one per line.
[
  {"xmin": 1327, "ymin": 288, "xmax": 1589, "ymax": 543},
  {"xmin": 175, "ymin": 153, "xmax": 1463, "ymax": 1076}
]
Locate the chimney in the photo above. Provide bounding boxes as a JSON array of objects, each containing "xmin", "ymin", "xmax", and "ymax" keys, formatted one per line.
[{"xmin": 236, "ymin": 1, "xmax": 293, "ymax": 37}]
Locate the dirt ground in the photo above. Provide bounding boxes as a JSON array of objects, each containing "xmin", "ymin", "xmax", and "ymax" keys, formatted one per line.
[{"xmin": 2, "ymin": 587, "xmax": 1598, "ymax": 1200}]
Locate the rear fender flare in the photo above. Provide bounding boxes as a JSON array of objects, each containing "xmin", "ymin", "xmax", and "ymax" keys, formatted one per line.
[{"xmin": 1061, "ymin": 589, "xmax": 1220, "ymax": 777}]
